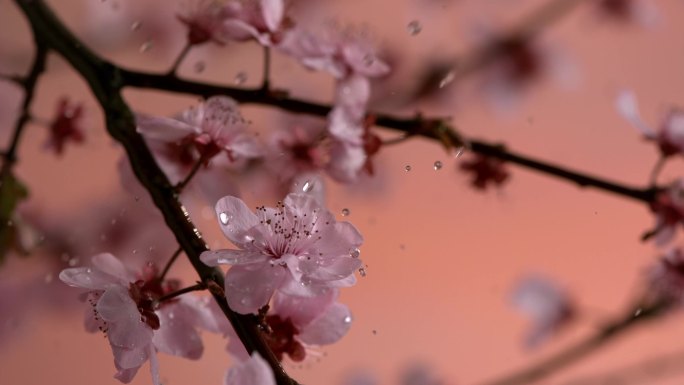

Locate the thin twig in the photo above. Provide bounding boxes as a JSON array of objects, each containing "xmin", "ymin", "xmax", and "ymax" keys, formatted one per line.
[
  {"xmin": 168, "ymin": 42, "xmax": 192, "ymax": 76},
  {"xmin": 159, "ymin": 247, "xmax": 182, "ymax": 281},
  {"xmin": 262, "ymin": 45, "xmax": 271, "ymax": 90},
  {"xmin": 649, "ymin": 155, "xmax": 666, "ymax": 186},
  {"xmin": 157, "ymin": 282, "xmax": 206, "ymax": 303},
  {"xmin": 175, "ymin": 155, "xmax": 206, "ymax": 193}
]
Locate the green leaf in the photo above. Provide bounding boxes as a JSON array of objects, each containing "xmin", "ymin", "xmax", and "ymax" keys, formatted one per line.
[{"xmin": 0, "ymin": 170, "xmax": 29, "ymax": 264}]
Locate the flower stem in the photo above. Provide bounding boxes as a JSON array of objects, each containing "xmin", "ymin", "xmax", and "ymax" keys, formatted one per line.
[
  {"xmin": 650, "ymin": 155, "xmax": 666, "ymax": 186},
  {"xmin": 157, "ymin": 282, "xmax": 206, "ymax": 303},
  {"xmin": 168, "ymin": 42, "xmax": 192, "ymax": 76},
  {"xmin": 261, "ymin": 45, "xmax": 271, "ymax": 91},
  {"xmin": 159, "ymin": 247, "xmax": 182, "ymax": 281},
  {"xmin": 175, "ymin": 155, "xmax": 206, "ymax": 192}
]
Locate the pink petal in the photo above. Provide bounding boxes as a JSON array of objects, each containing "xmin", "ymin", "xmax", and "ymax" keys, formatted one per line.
[
  {"xmin": 114, "ymin": 364, "xmax": 141, "ymax": 384},
  {"xmin": 91, "ymin": 253, "xmax": 135, "ymax": 282},
  {"xmin": 228, "ymin": 134, "xmax": 264, "ymax": 158},
  {"xmin": 326, "ymin": 141, "xmax": 366, "ymax": 183},
  {"xmin": 113, "ymin": 345, "xmax": 149, "ymax": 371},
  {"xmin": 615, "ymin": 90, "xmax": 656, "ymax": 138},
  {"xmin": 342, "ymin": 44, "xmax": 390, "ymax": 77},
  {"xmin": 260, "ymin": 0, "xmax": 283, "ymax": 32},
  {"xmin": 272, "ymin": 290, "xmax": 336, "ymax": 327},
  {"xmin": 220, "ymin": 19, "xmax": 261, "ymax": 42},
  {"xmin": 148, "ymin": 345, "xmax": 161, "ymax": 385},
  {"xmin": 662, "ymin": 111, "xmax": 684, "ymax": 152},
  {"xmin": 153, "ymin": 301, "xmax": 204, "ymax": 360},
  {"xmin": 298, "ymin": 302, "xmax": 352, "ymax": 345},
  {"xmin": 59, "ymin": 266, "xmax": 119, "ymax": 290},
  {"xmin": 136, "ymin": 114, "xmax": 198, "ymax": 141},
  {"xmin": 215, "ymin": 196, "xmax": 260, "ymax": 248},
  {"xmin": 224, "ymin": 353, "xmax": 276, "ymax": 385},
  {"xmin": 304, "ymin": 256, "xmax": 362, "ymax": 283},
  {"xmin": 335, "ymin": 75, "xmax": 371, "ymax": 121},
  {"xmin": 224, "ymin": 263, "xmax": 287, "ymax": 314},
  {"xmin": 97, "ymin": 286, "xmax": 154, "ymax": 349},
  {"xmin": 201, "ymin": 249, "xmax": 269, "ymax": 266}
]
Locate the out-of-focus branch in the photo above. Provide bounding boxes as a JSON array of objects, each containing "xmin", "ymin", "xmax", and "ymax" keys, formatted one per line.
[
  {"xmin": 12, "ymin": 1, "xmax": 299, "ymax": 384},
  {"xmin": 475, "ymin": 300, "xmax": 672, "ymax": 385}
]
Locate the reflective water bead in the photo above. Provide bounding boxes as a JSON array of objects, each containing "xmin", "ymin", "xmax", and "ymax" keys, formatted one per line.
[
  {"xmin": 407, "ymin": 20, "xmax": 422, "ymax": 36},
  {"xmin": 433, "ymin": 160, "xmax": 443, "ymax": 170}
]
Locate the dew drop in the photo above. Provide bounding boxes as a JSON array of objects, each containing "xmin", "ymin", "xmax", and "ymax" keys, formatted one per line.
[
  {"xmin": 433, "ymin": 160, "xmax": 443, "ymax": 170},
  {"xmin": 219, "ymin": 212, "xmax": 230, "ymax": 225},
  {"xmin": 439, "ymin": 71, "xmax": 455, "ymax": 88},
  {"xmin": 349, "ymin": 247, "xmax": 361, "ymax": 258},
  {"xmin": 234, "ymin": 72, "xmax": 247, "ymax": 85},
  {"xmin": 341, "ymin": 208, "xmax": 350, "ymax": 217},
  {"xmin": 139, "ymin": 40, "xmax": 153, "ymax": 53},
  {"xmin": 343, "ymin": 315, "xmax": 352, "ymax": 324},
  {"xmin": 407, "ymin": 20, "xmax": 422, "ymax": 36},
  {"xmin": 404, "ymin": 165, "xmax": 412, "ymax": 172},
  {"xmin": 68, "ymin": 257, "xmax": 80, "ymax": 267},
  {"xmin": 358, "ymin": 267, "xmax": 367, "ymax": 277},
  {"xmin": 302, "ymin": 180, "xmax": 314, "ymax": 193},
  {"xmin": 363, "ymin": 54, "xmax": 375, "ymax": 66},
  {"xmin": 130, "ymin": 21, "xmax": 141, "ymax": 31},
  {"xmin": 194, "ymin": 61, "xmax": 205, "ymax": 73}
]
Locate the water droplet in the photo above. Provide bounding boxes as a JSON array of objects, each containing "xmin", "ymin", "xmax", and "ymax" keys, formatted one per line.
[
  {"xmin": 634, "ymin": 308, "xmax": 643, "ymax": 317},
  {"xmin": 6, "ymin": 220, "xmax": 12, "ymax": 227},
  {"xmin": 68, "ymin": 257, "xmax": 80, "ymax": 267},
  {"xmin": 341, "ymin": 208, "xmax": 350, "ymax": 217},
  {"xmin": 194, "ymin": 61, "xmax": 205, "ymax": 73},
  {"xmin": 439, "ymin": 71, "xmax": 455, "ymax": 88},
  {"xmin": 452, "ymin": 145, "xmax": 467, "ymax": 158},
  {"xmin": 110, "ymin": 218, "xmax": 117, "ymax": 225},
  {"xmin": 219, "ymin": 212, "xmax": 230, "ymax": 225},
  {"xmin": 130, "ymin": 21, "xmax": 141, "ymax": 31},
  {"xmin": 139, "ymin": 40, "xmax": 153, "ymax": 53},
  {"xmin": 404, "ymin": 165, "xmax": 412, "ymax": 172},
  {"xmin": 372, "ymin": 329, "xmax": 377, "ymax": 335},
  {"xmin": 433, "ymin": 160, "xmax": 443, "ymax": 170},
  {"xmin": 358, "ymin": 267, "xmax": 367, "ymax": 277},
  {"xmin": 349, "ymin": 247, "xmax": 361, "ymax": 258},
  {"xmin": 234, "ymin": 72, "xmax": 247, "ymax": 85},
  {"xmin": 132, "ymin": 249, "xmax": 137, "ymax": 254},
  {"xmin": 343, "ymin": 315, "xmax": 352, "ymax": 324},
  {"xmin": 407, "ymin": 20, "xmax": 422, "ymax": 36},
  {"xmin": 363, "ymin": 54, "xmax": 375, "ymax": 66},
  {"xmin": 44, "ymin": 273, "xmax": 53, "ymax": 284},
  {"xmin": 302, "ymin": 180, "xmax": 314, "ymax": 193}
]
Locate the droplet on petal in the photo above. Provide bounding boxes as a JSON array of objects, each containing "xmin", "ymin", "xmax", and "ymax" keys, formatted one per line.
[
  {"xmin": 68, "ymin": 257, "xmax": 80, "ymax": 267},
  {"xmin": 130, "ymin": 21, "xmax": 141, "ymax": 31},
  {"xmin": 219, "ymin": 212, "xmax": 230, "ymax": 225},
  {"xmin": 344, "ymin": 315, "xmax": 353, "ymax": 324},
  {"xmin": 194, "ymin": 61, "xmax": 206, "ymax": 73},
  {"xmin": 350, "ymin": 247, "xmax": 361, "ymax": 258},
  {"xmin": 433, "ymin": 160, "xmax": 443, "ymax": 170},
  {"xmin": 139, "ymin": 40, "xmax": 153, "ymax": 53},
  {"xmin": 439, "ymin": 71, "xmax": 455, "ymax": 88},
  {"xmin": 302, "ymin": 180, "xmax": 314, "ymax": 193},
  {"xmin": 234, "ymin": 72, "xmax": 248, "ymax": 85},
  {"xmin": 341, "ymin": 208, "xmax": 350, "ymax": 217},
  {"xmin": 358, "ymin": 267, "xmax": 367, "ymax": 277},
  {"xmin": 407, "ymin": 20, "xmax": 422, "ymax": 36}
]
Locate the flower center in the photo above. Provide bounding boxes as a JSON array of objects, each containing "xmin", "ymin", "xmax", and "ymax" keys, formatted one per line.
[{"xmin": 262, "ymin": 315, "xmax": 306, "ymax": 362}]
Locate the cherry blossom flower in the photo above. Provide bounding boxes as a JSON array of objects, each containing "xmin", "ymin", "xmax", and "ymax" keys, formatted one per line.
[
  {"xmin": 177, "ymin": 0, "xmax": 235, "ymax": 46},
  {"xmin": 596, "ymin": 0, "xmax": 659, "ymax": 26},
  {"xmin": 512, "ymin": 275, "xmax": 575, "ymax": 348},
  {"xmin": 220, "ymin": 0, "xmax": 286, "ymax": 46},
  {"xmin": 137, "ymin": 96, "xmax": 261, "ymax": 166},
  {"xmin": 647, "ymin": 248, "xmax": 684, "ymax": 304},
  {"xmin": 45, "ymin": 97, "xmax": 85, "ymax": 155},
  {"xmin": 225, "ymin": 352, "xmax": 275, "ymax": 385},
  {"xmin": 201, "ymin": 193, "xmax": 363, "ymax": 314},
  {"xmin": 459, "ymin": 154, "xmax": 509, "ymax": 190},
  {"xmin": 644, "ymin": 179, "xmax": 684, "ymax": 245},
  {"xmin": 59, "ymin": 253, "xmax": 213, "ymax": 385},
  {"xmin": 616, "ymin": 90, "xmax": 684, "ymax": 158}
]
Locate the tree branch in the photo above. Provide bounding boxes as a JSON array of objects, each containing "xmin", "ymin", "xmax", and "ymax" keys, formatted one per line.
[{"xmin": 12, "ymin": 1, "xmax": 299, "ymax": 384}]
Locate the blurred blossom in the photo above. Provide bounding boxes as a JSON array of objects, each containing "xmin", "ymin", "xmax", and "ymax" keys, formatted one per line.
[
  {"xmin": 596, "ymin": 0, "xmax": 659, "ymax": 26},
  {"xmin": 45, "ymin": 97, "xmax": 85, "ymax": 156},
  {"xmin": 459, "ymin": 154, "xmax": 509, "ymax": 190},
  {"xmin": 225, "ymin": 352, "xmax": 275, "ymax": 385},
  {"xmin": 201, "ymin": 193, "xmax": 363, "ymax": 314},
  {"xmin": 616, "ymin": 90, "xmax": 684, "ymax": 158},
  {"xmin": 644, "ymin": 179, "xmax": 684, "ymax": 245},
  {"xmin": 59, "ymin": 253, "xmax": 218, "ymax": 385},
  {"xmin": 647, "ymin": 248, "xmax": 684, "ymax": 304},
  {"xmin": 400, "ymin": 363, "xmax": 445, "ymax": 385},
  {"xmin": 512, "ymin": 275, "xmax": 575, "ymax": 348}
]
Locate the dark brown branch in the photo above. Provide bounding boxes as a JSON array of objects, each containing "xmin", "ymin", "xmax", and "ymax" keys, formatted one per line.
[{"xmin": 12, "ymin": 1, "xmax": 299, "ymax": 384}]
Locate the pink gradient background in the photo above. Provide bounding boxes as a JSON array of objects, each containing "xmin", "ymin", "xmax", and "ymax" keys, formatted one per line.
[{"xmin": 2, "ymin": 0, "xmax": 684, "ymax": 384}]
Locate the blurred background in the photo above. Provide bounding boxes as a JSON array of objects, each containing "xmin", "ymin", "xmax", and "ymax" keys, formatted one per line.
[{"xmin": 1, "ymin": 0, "xmax": 684, "ymax": 384}]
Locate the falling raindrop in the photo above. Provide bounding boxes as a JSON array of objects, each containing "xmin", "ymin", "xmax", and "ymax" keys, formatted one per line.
[
  {"xmin": 302, "ymin": 180, "xmax": 314, "ymax": 193},
  {"xmin": 194, "ymin": 61, "xmax": 206, "ymax": 73},
  {"xmin": 139, "ymin": 40, "xmax": 153, "ymax": 53},
  {"xmin": 130, "ymin": 21, "xmax": 141, "ymax": 31},
  {"xmin": 439, "ymin": 71, "xmax": 455, "ymax": 88},
  {"xmin": 372, "ymin": 330, "xmax": 377, "ymax": 335},
  {"xmin": 433, "ymin": 160, "xmax": 443, "ymax": 170},
  {"xmin": 358, "ymin": 267, "xmax": 367, "ymax": 277},
  {"xmin": 234, "ymin": 72, "xmax": 248, "ymax": 85},
  {"xmin": 349, "ymin": 247, "xmax": 361, "ymax": 258},
  {"xmin": 341, "ymin": 208, "xmax": 350, "ymax": 217},
  {"xmin": 404, "ymin": 165, "xmax": 412, "ymax": 172},
  {"xmin": 407, "ymin": 20, "xmax": 422, "ymax": 36},
  {"xmin": 219, "ymin": 212, "xmax": 230, "ymax": 225},
  {"xmin": 452, "ymin": 145, "xmax": 467, "ymax": 158}
]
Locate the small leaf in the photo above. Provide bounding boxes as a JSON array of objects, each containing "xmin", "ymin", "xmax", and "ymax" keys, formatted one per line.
[{"xmin": 0, "ymin": 170, "xmax": 29, "ymax": 264}]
